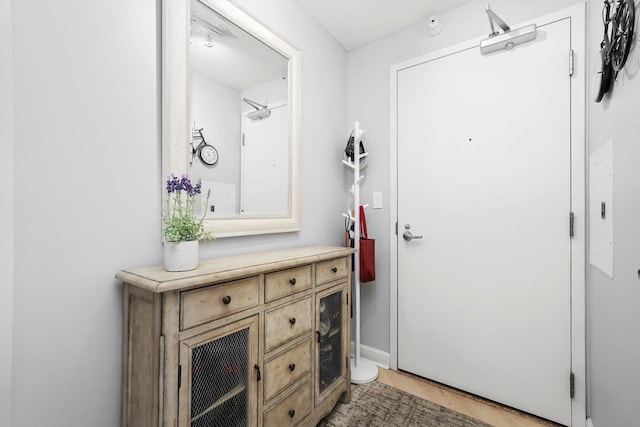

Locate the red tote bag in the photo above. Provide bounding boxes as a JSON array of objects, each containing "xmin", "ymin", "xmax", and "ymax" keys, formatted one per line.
[{"xmin": 359, "ymin": 206, "xmax": 376, "ymax": 282}]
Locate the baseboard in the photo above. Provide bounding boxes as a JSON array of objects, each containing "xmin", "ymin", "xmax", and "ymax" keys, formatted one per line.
[
  {"xmin": 586, "ymin": 417, "xmax": 594, "ymax": 427},
  {"xmin": 350, "ymin": 342, "xmax": 390, "ymax": 369}
]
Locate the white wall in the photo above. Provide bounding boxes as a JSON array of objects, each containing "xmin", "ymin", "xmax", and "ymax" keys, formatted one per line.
[
  {"xmin": 586, "ymin": 0, "xmax": 640, "ymax": 425},
  {"xmin": 11, "ymin": 1, "xmax": 160, "ymax": 425},
  {"xmin": 0, "ymin": 0, "xmax": 15, "ymax": 424},
  {"xmin": 9, "ymin": 0, "xmax": 346, "ymax": 426},
  {"xmin": 347, "ymin": 0, "xmax": 582, "ymax": 354},
  {"xmin": 191, "ymin": 70, "xmax": 241, "ymax": 193}
]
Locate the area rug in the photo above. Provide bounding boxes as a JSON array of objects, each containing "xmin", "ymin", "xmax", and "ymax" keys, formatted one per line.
[{"xmin": 318, "ymin": 381, "xmax": 492, "ymax": 427}]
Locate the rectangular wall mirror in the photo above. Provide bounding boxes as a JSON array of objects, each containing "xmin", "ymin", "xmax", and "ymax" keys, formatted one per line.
[{"xmin": 162, "ymin": 0, "xmax": 301, "ymax": 238}]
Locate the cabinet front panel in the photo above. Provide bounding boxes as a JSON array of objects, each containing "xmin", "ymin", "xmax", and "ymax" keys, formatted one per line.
[
  {"xmin": 180, "ymin": 276, "xmax": 259, "ymax": 330},
  {"xmin": 315, "ymin": 257, "xmax": 348, "ymax": 285},
  {"xmin": 316, "ymin": 287, "xmax": 347, "ymax": 403},
  {"xmin": 263, "ymin": 379, "xmax": 312, "ymax": 427},
  {"xmin": 179, "ymin": 315, "xmax": 259, "ymax": 427},
  {"xmin": 265, "ymin": 265, "xmax": 312, "ymax": 302},
  {"xmin": 263, "ymin": 339, "xmax": 312, "ymax": 402},
  {"xmin": 125, "ymin": 291, "xmax": 159, "ymax": 427},
  {"xmin": 265, "ymin": 297, "xmax": 312, "ymax": 352}
]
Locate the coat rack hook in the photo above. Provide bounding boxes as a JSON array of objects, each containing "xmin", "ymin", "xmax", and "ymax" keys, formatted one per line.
[
  {"xmin": 342, "ymin": 212, "xmax": 356, "ymax": 221},
  {"xmin": 342, "ymin": 159, "xmax": 356, "ymax": 170}
]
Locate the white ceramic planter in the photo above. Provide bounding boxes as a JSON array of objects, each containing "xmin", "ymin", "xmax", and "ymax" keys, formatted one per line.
[{"xmin": 163, "ymin": 240, "xmax": 199, "ymax": 272}]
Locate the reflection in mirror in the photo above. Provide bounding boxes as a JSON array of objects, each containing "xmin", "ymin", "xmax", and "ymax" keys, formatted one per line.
[
  {"xmin": 162, "ymin": 0, "xmax": 301, "ymax": 237},
  {"xmin": 190, "ymin": 0, "xmax": 290, "ymax": 219}
]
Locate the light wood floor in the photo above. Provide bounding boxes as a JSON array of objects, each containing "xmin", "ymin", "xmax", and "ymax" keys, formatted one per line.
[{"xmin": 376, "ymin": 367, "xmax": 561, "ymax": 427}]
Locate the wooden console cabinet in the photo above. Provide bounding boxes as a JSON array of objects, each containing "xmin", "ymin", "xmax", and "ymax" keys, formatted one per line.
[{"xmin": 117, "ymin": 246, "xmax": 353, "ymax": 426}]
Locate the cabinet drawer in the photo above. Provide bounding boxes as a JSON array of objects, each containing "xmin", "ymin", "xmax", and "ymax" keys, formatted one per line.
[
  {"xmin": 265, "ymin": 297, "xmax": 312, "ymax": 352},
  {"xmin": 264, "ymin": 339, "xmax": 311, "ymax": 402},
  {"xmin": 265, "ymin": 265, "xmax": 312, "ymax": 302},
  {"xmin": 315, "ymin": 257, "xmax": 348, "ymax": 285},
  {"xmin": 180, "ymin": 277, "xmax": 259, "ymax": 330},
  {"xmin": 264, "ymin": 379, "xmax": 312, "ymax": 427}
]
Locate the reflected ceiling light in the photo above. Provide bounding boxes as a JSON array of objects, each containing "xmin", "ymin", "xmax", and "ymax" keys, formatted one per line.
[{"xmin": 204, "ymin": 32, "xmax": 214, "ymax": 48}]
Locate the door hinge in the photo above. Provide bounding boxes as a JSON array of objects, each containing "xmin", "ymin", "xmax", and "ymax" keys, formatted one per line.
[
  {"xmin": 242, "ymin": 133, "xmax": 245, "ymax": 146},
  {"xmin": 569, "ymin": 212, "xmax": 575, "ymax": 237},
  {"xmin": 569, "ymin": 50, "xmax": 574, "ymax": 76},
  {"xmin": 395, "ymin": 222, "xmax": 398, "ymax": 235},
  {"xmin": 570, "ymin": 371, "xmax": 575, "ymax": 398},
  {"xmin": 178, "ymin": 365, "xmax": 182, "ymax": 388}
]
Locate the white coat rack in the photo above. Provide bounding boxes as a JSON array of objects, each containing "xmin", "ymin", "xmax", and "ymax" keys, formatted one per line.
[{"xmin": 342, "ymin": 122, "xmax": 378, "ymax": 384}]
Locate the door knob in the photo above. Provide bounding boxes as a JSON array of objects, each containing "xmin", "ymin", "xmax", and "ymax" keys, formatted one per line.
[{"xmin": 403, "ymin": 230, "xmax": 423, "ymax": 241}]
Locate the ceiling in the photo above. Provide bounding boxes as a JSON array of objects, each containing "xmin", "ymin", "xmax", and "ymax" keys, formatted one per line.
[
  {"xmin": 190, "ymin": 0, "xmax": 476, "ymax": 90},
  {"xmin": 192, "ymin": 0, "xmax": 288, "ymax": 90},
  {"xmin": 293, "ymin": 0, "xmax": 475, "ymax": 50}
]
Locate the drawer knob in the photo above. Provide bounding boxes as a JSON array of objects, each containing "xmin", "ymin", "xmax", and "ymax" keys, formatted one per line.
[
  {"xmin": 288, "ymin": 409, "xmax": 296, "ymax": 418},
  {"xmin": 289, "ymin": 278, "xmax": 297, "ymax": 285},
  {"xmin": 289, "ymin": 317, "xmax": 296, "ymax": 325},
  {"xmin": 332, "ymin": 267, "xmax": 338, "ymax": 273},
  {"xmin": 288, "ymin": 363, "xmax": 296, "ymax": 372},
  {"xmin": 222, "ymin": 295, "xmax": 231, "ymax": 305}
]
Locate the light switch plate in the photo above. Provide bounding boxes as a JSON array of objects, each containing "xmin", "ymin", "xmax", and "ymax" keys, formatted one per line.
[{"xmin": 373, "ymin": 192, "xmax": 383, "ymax": 209}]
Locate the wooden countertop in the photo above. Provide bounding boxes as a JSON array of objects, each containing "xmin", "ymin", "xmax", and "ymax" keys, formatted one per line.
[{"xmin": 116, "ymin": 245, "xmax": 355, "ymax": 293}]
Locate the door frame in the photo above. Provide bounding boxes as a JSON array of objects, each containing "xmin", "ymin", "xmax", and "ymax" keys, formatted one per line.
[{"xmin": 388, "ymin": 4, "xmax": 586, "ymax": 426}]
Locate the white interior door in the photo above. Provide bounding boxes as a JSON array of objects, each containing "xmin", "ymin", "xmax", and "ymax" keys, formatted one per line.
[
  {"xmin": 397, "ymin": 19, "xmax": 572, "ymax": 425},
  {"xmin": 241, "ymin": 102, "xmax": 289, "ymax": 216}
]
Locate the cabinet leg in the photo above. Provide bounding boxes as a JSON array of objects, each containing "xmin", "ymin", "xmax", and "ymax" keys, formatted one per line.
[{"xmin": 340, "ymin": 387, "xmax": 351, "ymax": 404}]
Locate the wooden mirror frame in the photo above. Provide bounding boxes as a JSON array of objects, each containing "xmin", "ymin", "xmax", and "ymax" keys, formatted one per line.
[{"xmin": 162, "ymin": 0, "xmax": 301, "ymax": 238}]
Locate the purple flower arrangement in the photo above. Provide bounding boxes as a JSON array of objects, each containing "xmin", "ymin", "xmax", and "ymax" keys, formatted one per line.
[
  {"xmin": 166, "ymin": 174, "xmax": 202, "ymax": 195},
  {"xmin": 163, "ymin": 174, "xmax": 213, "ymax": 242}
]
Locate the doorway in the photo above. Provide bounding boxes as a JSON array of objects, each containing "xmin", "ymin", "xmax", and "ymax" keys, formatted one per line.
[
  {"xmin": 240, "ymin": 101, "xmax": 289, "ymax": 216},
  {"xmin": 389, "ymin": 5, "xmax": 586, "ymax": 426}
]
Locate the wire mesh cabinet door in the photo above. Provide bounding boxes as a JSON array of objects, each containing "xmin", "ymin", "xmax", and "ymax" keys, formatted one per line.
[
  {"xmin": 179, "ymin": 315, "xmax": 259, "ymax": 427},
  {"xmin": 315, "ymin": 286, "xmax": 348, "ymax": 404}
]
